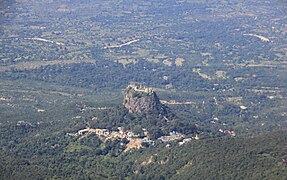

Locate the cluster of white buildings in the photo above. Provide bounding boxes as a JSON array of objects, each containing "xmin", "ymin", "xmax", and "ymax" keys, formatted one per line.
[
  {"xmin": 69, "ymin": 127, "xmax": 141, "ymax": 141},
  {"xmin": 67, "ymin": 127, "xmax": 199, "ymax": 150},
  {"xmin": 158, "ymin": 131, "xmax": 199, "ymax": 145},
  {"xmin": 128, "ymin": 83, "xmax": 153, "ymax": 94}
]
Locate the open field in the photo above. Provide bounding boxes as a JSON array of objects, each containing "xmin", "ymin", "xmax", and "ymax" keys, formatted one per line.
[{"xmin": 0, "ymin": 0, "xmax": 287, "ymax": 179}]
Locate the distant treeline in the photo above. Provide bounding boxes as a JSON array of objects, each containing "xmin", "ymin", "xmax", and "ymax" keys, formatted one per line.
[{"xmin": 2, "ymin": 60, "xmax": 212, "ymax": 90}]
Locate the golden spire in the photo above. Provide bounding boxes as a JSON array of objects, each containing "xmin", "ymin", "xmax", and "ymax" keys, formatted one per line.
[{"xmin": 195, "ymin": 134, "xmax": 199, "ymax": 140}]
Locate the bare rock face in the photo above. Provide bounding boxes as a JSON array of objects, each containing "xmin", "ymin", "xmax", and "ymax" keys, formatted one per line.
[{"xmin": 123, "ymin": 85, "xmax": 166, "ymax": 114}]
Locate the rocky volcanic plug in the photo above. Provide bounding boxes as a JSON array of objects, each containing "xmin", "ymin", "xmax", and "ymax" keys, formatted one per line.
[{"xmin": 123, "ymin": 84, "xmax": 166, "ymax": 114}]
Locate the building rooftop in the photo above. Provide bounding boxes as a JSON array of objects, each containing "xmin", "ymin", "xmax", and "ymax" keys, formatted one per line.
[{"xmin": 128, "ymin": 83, "xmax": 153, "ymax": 93}]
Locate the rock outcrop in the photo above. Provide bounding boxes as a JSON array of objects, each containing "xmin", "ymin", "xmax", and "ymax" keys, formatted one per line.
[{"xmin": 123, "ymin": 85, "xmax": 166, "ymax": 114}]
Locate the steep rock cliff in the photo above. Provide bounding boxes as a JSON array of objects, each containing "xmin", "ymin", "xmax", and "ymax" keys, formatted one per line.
[{"xmin": 123, "ymin": 86, "xmax": 166, "ymax": 114}]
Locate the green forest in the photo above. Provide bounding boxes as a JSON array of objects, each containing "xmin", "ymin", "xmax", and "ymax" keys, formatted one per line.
[{"xmin": 0, "ymin": 0, "xmax": 286, "ymax": 179}]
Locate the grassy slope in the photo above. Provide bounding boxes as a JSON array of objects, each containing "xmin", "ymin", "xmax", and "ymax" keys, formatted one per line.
[{"xmin": 130, "ymin": 130, "xmax": 287, "ymax": 179}]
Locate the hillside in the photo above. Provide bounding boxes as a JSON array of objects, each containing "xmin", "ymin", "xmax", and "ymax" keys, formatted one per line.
[
  {"xmin": 130, "ymin": 130, "xmax": 287, "ymax": 179},
  {"xmin": 0, "ymin": 129, "xmax": 286, "ymax": 179},
  {"xmin": 0, "ymin": 0, "xmax": 287, "ymax": 179}
]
